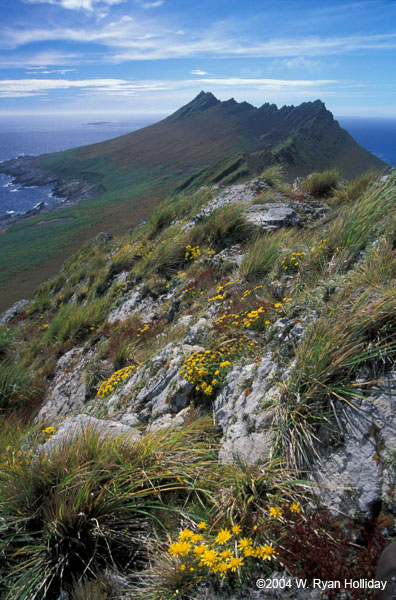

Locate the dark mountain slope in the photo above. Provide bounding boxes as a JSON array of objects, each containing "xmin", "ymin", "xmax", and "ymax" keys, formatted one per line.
[{"xmin": 71, "ymin": 92, "xmax": 384, "ymax": 178}]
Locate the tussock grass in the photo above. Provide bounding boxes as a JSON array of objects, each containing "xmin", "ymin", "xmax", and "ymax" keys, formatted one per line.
[
  {"xmin": 301, "ymin": 168, "xmax": 339, "ymax": 197},
  {"xmin": 0, "ymin": 419, "xmax": 218, "ymax": 599},
  {"xmin": 260, "ymin": 165, "xmax": 284, "ymax": 188},
  {"xmin": 43, "ymin": 298, "xmax": 108, "ymax": 343},
  {"xmin": 238, "ymin": 234, "xmax": 281, "ymax": 282},
  {"xmin": 327, "ymin": 171, "xmax": 396, "ymax": 264},
  {"xmin": 188, "ymin": 204, "xmax": 254, "ymax": 249},
  {"xmin": 332, "ymin": 170, "xmax": 378, "ymax": 205},
  {"xmin": 0, "ymin": 324, "xmax": 16, "ymax": 359}
]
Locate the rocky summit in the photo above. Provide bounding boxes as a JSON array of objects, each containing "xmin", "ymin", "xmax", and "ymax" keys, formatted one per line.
[{"xmin": 0, "ymin": 160, "xmax": 395, "ymax": 599}]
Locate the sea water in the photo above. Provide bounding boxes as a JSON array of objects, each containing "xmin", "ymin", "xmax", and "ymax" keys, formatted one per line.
[
  {"xmin": 0, "ymin": 115, "xmax": 395, "ymax": 217},
  {"xmin": 338, "ymin": 117, "xmax": 396, "ymax": 167}
]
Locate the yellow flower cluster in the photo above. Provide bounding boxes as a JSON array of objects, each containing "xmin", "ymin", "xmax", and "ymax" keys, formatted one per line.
[
  {"xmin": 136, "ymin": 323, "xmax": 150, "ymax": 337},
  {"xmin": 185, "ymin": 245, "xmax": 216, "ymax": 265},
  {"xmin": 217, "ymin": 306, "xmax": 271, "ymax": 330},
  {"xmin": 208, "ymin": 281, "xmax": 238, "ymax": 303},
  {"xmin": 280, "ymin": 251, "xmax": 306, "ymax": 272},
  {"xmin": 241, "ymin": 285, "xmax": 262, "ymax": 301},
  {"xmin": 42, "ymin": 426, "xmax": 55, "ymax": 436},
  {"xmin": 185, "ymin": 245, "xmax": 200, "ymax": 261},
  {"xmin": 168, "ymin": 523, "xmax": 277, "ymax": 579},
  {"xmin": 311, "ymin": 237, "xmax": 329, "ymax": 254},
  {"xmin": 97, "ymin": 365, "xmax": 138, "ymax": 398},
  {"xmin": 274, "ymin": 297, "xmax": 293, "ymax": 314},
  {"xmin": 180, "ymin": 338, "xmax": 258, "ymax": 396}
]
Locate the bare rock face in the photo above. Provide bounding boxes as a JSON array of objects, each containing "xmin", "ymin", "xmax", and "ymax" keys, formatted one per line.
[
  {"xmin": 40, "ymin": 414, "xmax": 140, "ymax": 455},
  {"xmin": 214, "ymin": 353, "xmax": 282, "ymax": 464},
  {"xmin": 35, "ymin": 348, "xmax": 106, "ymax": 424},
  {"xmin": 311, "ymin": 370, "xmax": 396, "ymax": 517},
  {"xmin": 93, "ymin": 342, "xmax": 199, "ymax": 430}
]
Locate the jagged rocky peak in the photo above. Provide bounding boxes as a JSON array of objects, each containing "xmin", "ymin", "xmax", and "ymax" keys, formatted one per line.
[{"xmin": 169, "ymin": 90, "xmax": 220, "ymax": 121}]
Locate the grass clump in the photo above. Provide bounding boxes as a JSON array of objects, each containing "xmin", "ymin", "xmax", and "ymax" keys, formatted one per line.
[
  {"xmin": 238, "ymin": 234, "xmax": 281, "ymax": 282},
  {"xmin": 189, "ymin": 204, "xmax": 254, "ymax": 250},
  {"xmin": 0, "ymin": 419, "xmax": 218, "ymax": 600},
  {"xmin": 301, "ymin": 168, "xmax": 339, "ymax": 197},
  {"xmin": 327, "ymin": 170, "xmax": 396, "ymax": 264},
  {"xmin": 43, "ymin": 298, "xmax": 108, "ymax": 343},
  {"xmin": 274, "ymin": 285, "xmax": 396, "ymax": 469},
  {"xmin": 333, "ymin": 170, "xmax": 378, "ymax": 204}
]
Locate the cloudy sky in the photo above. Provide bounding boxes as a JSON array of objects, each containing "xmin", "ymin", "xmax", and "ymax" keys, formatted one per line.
[{"xmin": 0, "ymin": 0, "xmax": 395, "ymax": 118}]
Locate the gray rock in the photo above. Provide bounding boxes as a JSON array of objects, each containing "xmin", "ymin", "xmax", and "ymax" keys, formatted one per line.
[
  {"xmin": 0, "ymin": 299, "xmax": 29, "ymax": 323},
  {"xmin": 95, "ymin": 232, "xmax": 113, "ymax": 243},
  {"xmin": 311, "ymin": 370, "xmax": 396, "ymax": 517},
  {"xmin": 245, "ymin": 202, "xmax": 300, "ymax": 231},
  {"xmin": 41, "ymin": 414, "xmax": 140, "ymax": 455},
  {"xmin": 108, "ymin": 287, "xmax": 142, "ymax": 323},
  {"xmin": 212, "ymin": 244, "xmax": 244, "ymax": 266},
  {"xmin": 215, "ymin": 354, "xmax": 282, "ymax": 464},
  {"xmin": 192, "ymin": 572, "xmax": 321, "ymax": 599},
  {"xmin": 35, "ymin": 348, "xmax": 95, "ymax": 423},
  {"xmin": 96, "ymin": 343, "xmax": 199, "ymax": 427},
  {"xmin": 184, "ymin": 317, "xmax": 209, "ymax": 344}
]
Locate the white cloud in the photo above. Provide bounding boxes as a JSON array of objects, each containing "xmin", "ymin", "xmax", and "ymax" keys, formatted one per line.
[
  {"xmin": 23, "ymin": 0, "xmax": 126, "ymax": 11},
  {"xmin": 137, "ymin": 0, "xmax": 164, "ymax": 8},
  {"xmin": 0, "ymin": 75, "xmax": 343, "ymax": 99},
  {"xmin": 279, "ymin": 56, "xmax": 323, "ymax": 71},
  {"xmin": 25, "ymin": 68, "xmax": 78, "ymax": 74},
  {"xmin": 191, "ymin": 70, "xmax": 208, "ymax": 76},
  {"xmin": 0, "ymin": 51, "xmax": 83, "ymax": 68},
  {"xmin": 0, "ymin": 77, "xmax": 174, "ymax": 97}
]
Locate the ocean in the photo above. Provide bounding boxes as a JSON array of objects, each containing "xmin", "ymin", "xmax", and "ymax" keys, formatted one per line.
[{"xmin": 0, "ymin": 115, "xmax": 395, "ymax": 217}]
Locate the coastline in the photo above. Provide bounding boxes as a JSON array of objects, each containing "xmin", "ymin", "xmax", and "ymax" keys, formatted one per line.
[{"xmin": 0, "ymin": 154, "xmax": 103, "ymax": 232}]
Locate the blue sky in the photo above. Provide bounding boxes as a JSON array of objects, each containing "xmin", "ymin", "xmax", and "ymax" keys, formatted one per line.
[{"xmin": 0, "ymin": 0, "xmax": 395, "ymax": 118}]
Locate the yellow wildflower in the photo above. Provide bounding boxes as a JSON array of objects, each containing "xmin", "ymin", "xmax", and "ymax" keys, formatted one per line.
[{"xmin": 215, "ymin": 528, "xmax": 231, "ymax": 545}]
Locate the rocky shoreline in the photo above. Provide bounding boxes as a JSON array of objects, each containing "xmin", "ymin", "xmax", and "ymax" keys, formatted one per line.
[{"xmin": 0, "ymin": 154, "xmax": 103, "ymax": 229}]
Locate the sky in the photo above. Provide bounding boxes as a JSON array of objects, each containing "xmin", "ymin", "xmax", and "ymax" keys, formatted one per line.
[{"xmin": 0, "ymin": 0, "xmax": 395, "ymax": 119}]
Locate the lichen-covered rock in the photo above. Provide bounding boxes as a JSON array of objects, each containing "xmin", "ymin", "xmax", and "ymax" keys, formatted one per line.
[
  {"xmin": 35, "ymin": 348, "xmax": 108, "ymax": 424},
  {"xmin": 214, "ymin": 353, "xmax": 284, "ymax": 464},
  {"xmin": 0, "ymin": 298, "xmax": 29, "ymax": 323},
  {"xmin": 41, "ymin": 414, "xmax": 140, "ymax": 454},
  {"xmin": 311, "ymin": 369, "xmax": 396, "ymax": 517},
  {"xmin": 182, "ymin": 180, "xmax": 267, "ymax": 231},
  {"xmin": 108, "ymin": 287, "xmax": 142, "ymax": 323},
  {"xmin": 245, "ymin": 202, "xmax": 300, "ymax": 231}
]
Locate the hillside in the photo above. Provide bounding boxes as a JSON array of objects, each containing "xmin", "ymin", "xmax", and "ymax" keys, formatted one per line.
[
  {"xmin": 0, "ymin": 166, "xmax": 395, "ymax": 599},
  {"xmin": 0, "ymin": 93, "xmax": 387, "ymax": 311}
]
